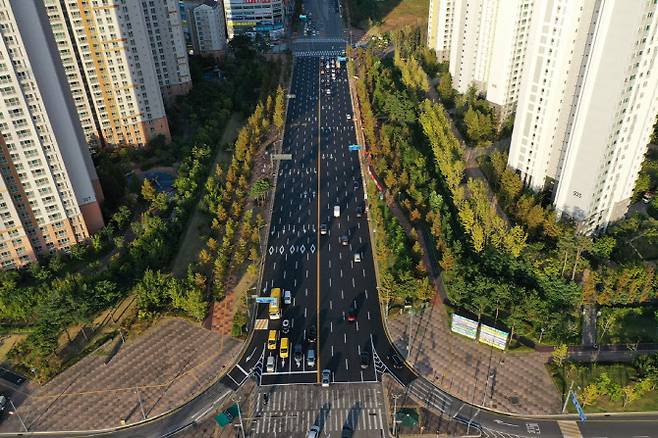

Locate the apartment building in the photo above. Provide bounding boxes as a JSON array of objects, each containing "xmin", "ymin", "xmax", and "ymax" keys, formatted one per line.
[
  {"xmin": 507, "ymin": 0, "xmax": 658, "ymax": 232},
  {"xmin": 429, "ymin": 0, "xmax": 533, "ymax": 116},
  {"xmin": 43, "ymin": 0, "xmax": 191, "ymax": 148},
  {"xmin": 223, "ymin": 0, "xmax": 285, "ymax": 40},
  {"xmin": 189, "ymin": 1, "xmax": 227, "ymax": 57},
  {"xmin": 141, "ymin": 0, "xmax": 192, "ymax": 102},
  {"xmin": 0, "ymin": 0, "xmax": 104, "ymax": 269}
]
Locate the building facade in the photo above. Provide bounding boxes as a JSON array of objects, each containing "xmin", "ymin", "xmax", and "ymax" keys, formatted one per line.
[
  {"xmin": 43, "ymin": 0, "xmax": 191, "ymax": 148},
  {"xmin": 507, "ymin": 0, "xmax": 658, "ymax": 232},
  {"xmin": 190, "ymin": 1, "xmax": 227, "ymax": 57},
  {"xmin": 429, "ymin": 0, "xmax": 533, "ymax": 115},
  {"xmin": 223, "ymin": 0, "xmax": 284, "ymax": 40},
  {"xmin": 141, "ymin": 0, "xmax": 192, "ymax": 102},
  {"xmin": 0, "ymin": 0, "xmax": 104, "ymax": 269}
]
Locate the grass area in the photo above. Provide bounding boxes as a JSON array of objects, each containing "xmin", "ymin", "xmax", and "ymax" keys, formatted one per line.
[
  {"xmin": 598, "ymin": 306, "xmax": 658, "ymax": 344},
  {"xmin": 551, "ymin": 362, "xmax": 658, "ymax": 413},
  {"xmin": 369, "ymin": 0, "xmax": 429, "ymax": 35},
  {"xmin": 348, "ymin": 0, "xmax": 428, "ymax": 32},
  {"xmin": 0, "ymin": 335, "xmax": 26, "ymax": 363}
]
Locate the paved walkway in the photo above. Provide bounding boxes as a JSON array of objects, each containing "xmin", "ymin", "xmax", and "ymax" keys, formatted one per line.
[
  {"xmin": 387, "ymin": 296, "xmax": 562, "ymax": 415},
  {"xmin": 0, "ymin": 318, "xmax": 242, "ymax": 433}
]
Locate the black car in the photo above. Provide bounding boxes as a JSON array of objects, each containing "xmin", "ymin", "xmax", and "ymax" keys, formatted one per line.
[
  {"xmin": 339, "ymin": 235, "xmax": 349, "ymax": 246},
  {"xmin": 355, "ymin": 205, "xmax": 364, "ymax": 217},
  {"xmin": 320, "ymin": 223, "xmax": 328, "ymax": 235},
  {"xmin": 359, "ymin": 351, "xmax": 371, "ymax": 369},
  {"xmin": 387, "ymin": 353, "xmax": 404, "ymax": 369},
  {"xmin": 293, "ymin": 344, "xmax": 303, "ymax": 367},
  {"xmin": 307, "ymin": 325, "xmax": 317, "ymax": 344}
]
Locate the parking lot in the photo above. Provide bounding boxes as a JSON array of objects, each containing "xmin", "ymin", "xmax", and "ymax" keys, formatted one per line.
[{"xmin": 249, "ymin": 383, "xmax": 388, "ymax": 437}]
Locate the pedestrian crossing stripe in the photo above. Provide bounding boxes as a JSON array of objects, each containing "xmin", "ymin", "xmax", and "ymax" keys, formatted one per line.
[
  {"xmin": 557, "ymin": 420, "xmax": 583, "ymax": 438},
  {"xmin": 254, "ymin": 319, "xmax": 269, "ymax": 330}
]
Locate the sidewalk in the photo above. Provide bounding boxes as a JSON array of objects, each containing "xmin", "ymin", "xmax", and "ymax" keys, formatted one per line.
[
  {"xmin": 0, "ymin": 318, "xmax": 242, "ymax": 433},
  {"xmin": 387, "ymin": 297, "xmax": 562, "ymax": 415}
]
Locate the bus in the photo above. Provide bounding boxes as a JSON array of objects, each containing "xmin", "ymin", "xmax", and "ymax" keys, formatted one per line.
[{"xmin": 269, "ymin": 288, "xmax": 281, "ymax": 320}]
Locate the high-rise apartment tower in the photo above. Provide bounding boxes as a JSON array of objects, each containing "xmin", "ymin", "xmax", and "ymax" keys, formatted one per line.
[
  {"xmin": 428, "ymin": 0, "xmax": 534, "ymax": 116},
  {"xmin": 507, "ymin": 0, "xmax": 658, "ymax": 232},
  {"xmin": 0, "ymin": 0, "xmax": 104, "ymax": 269}
]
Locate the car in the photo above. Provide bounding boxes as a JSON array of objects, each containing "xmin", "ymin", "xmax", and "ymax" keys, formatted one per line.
[
  {"xmin": 333, "ymin": 205, "xmax": 340, "ymax": 217},
  {"xmin": 339, "ymin": 235, "xmax": 348, "ymax": 246},
  {"xmin": 360, "ymin": 351, "xmax": 371, "ymax": 369},
  {"xmin": 307, "ymin": 425, "xmax": 321, "ymax": 438},
  {"xmin": 387, "ymin": 353, "xmax": 404, "ymax": 369},
  {"xmin": 321, "ymin": 369, "xmax": 331, "ymax": 387},
  {"xmin": 346, "ymin": 307, "xmax": 357, "ymax": 322},
  {"xmin": 307, "ymin": 325, "xmax": 317, "ymax": 343},
  {"xmin": 0, "ymin": 395, "xmax": 7, "ymax": 413},
  {"xmin": 353, "ymin": 180, "xmax": 360, "ymax": 189},
  {"xmin": 353, "ymin": 252, "xmax": 361, "ymax": 263},
  {"xmin": 320, "ymin": 223, "xmax": 328, "ymax": 235},
  {"xmin": 283, "ymin": 290, "xmax": 292, "ymax": 305},
  {"xmin": 355, "ymin": 205, "xmax": 364, "ymax": 217},
  {"xmin": 642, "ymin": 192, "xmax": 654, "ymax": 204},
  {"xmin": 346, "ymin": 114, "xmax": 351, "ymax": 120},
  {"xmin": 281, "ymin": 319, "xmax": 290, "ymax": 335},
  {"xmin": 306, "ymin": 347, "xmax": 316, "ymax": 367},
  {"xmin": 267, "ymin": 330, "xmax": 278, "ymax": 350},
  {"xmin": 279, "ymin": 337, "xmax": 289, "ymax": 359},
  {"xmin": 293, "ymin": 344, "xmax": 303, "ymax": 367},
  {"xmin": 341, "ymin": 425, "xmax": 354, "ymax": 438},
  {"xmin": 326, "ymin": 89, "xmax": 331, "ymax": 95},
  {"xmin": 266, "ymin": 355, "xmax": 275, "ymax": 373}
]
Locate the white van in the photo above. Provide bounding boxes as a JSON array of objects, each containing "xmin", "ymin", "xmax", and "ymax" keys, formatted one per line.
[
  {"xmin": 266, "ymin": 356, "xmax": 275, "ymax": 373},
  {"xmin": 284, "ymin": 290, "xmax": 292, "ymax": 305},
  {"xmin": 333, "ymin": 205, "xmax": 340, "ymax": 217}
]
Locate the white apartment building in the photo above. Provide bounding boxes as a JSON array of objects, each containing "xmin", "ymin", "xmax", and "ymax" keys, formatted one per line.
[
  {"xmin": 223, "ymin": 0, "xmax": 285, "ymax": 40},
  {"xmin": 190, "ymin": 1, "xmax": 227, "ymax": 57},
  {"xmin": 508, "ymin": 0, "xmax": 658, "ymax": 232},
  {"xmin": 429, "ymin": 0, "xmax": 533, "ymax": 115},
  {"xmin": 141, "ymin": 0, "xmax": 192, "ymax": 102},
  {"xmin": 0, "ymin": 0, "xmax": 104, "ymax": 269},
  {"xmin": 427, "ymin": 0, "xmax": 455, "ymax": 62},
  {"xmin": 43, "ymin": 0, "xmax": 187, "ymax": 148}
]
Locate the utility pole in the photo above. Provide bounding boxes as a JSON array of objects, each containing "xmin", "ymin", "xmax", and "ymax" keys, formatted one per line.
[
  {"xmin": 135, "ymin": 387, "xmax": 146, "ymax": 420},
  {"xmin": 392, "ymin": 393, "xmax": 400, "ymax": 437}
]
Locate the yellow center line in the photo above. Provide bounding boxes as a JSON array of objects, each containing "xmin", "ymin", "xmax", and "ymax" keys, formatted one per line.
[{"xmin": 316, "ymin": 57, "xmax": 322, "ymax": 385}]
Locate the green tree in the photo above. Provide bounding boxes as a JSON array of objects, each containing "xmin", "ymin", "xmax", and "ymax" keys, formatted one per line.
[
  {"xmin": 437, "ymin": 71, "xmax": 455, "ymax": 106},
  {"xmin": 551, "ymin": 344, "xmax": 568, "ymax": 367},
  {"xmin": 134, "ymin": 269, "xmax": 171, "ymax": 312},
  {"xmin": 141, "ymin": 179, "xmax": 157, "ymax": 202}
]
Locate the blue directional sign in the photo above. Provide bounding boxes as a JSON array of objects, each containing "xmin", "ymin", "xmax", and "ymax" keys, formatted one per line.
[
  {"xmin": 255, "ymin": 297, "xmax": 277, "ymax": 304},
  {"xmin": 348, "ymin": 144, "xmax": 362, "ymax": 151},
  {"xmin": 571, "ymin": 392, "xmax": 587, "ymax": 422},
  {"xmin": 299, "ymin": 14, "xmax": 307, "ymax": 20},
  {"xmin": 337, "ymin": 56, "xmax": 347, "ymax": 62}
]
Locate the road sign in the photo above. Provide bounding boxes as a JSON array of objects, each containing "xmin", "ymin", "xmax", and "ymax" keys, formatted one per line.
[
  {"xmin": 299, "ymin": 14, "xmax": 307, "ymax": 20},
  {"xmin": 337, "ymin": 56, "xmax": 347, "ymax": 62},
  {"xmin": 571, "ymin": 393, "xmax": 587, "ymax": 422},
  {"xmin": 478, "ymin": 324, "xmax": 508, "ymax": 350},
  {"xmin": 451, "ymin": 314, "xmax": 478, "ymax": 339},
  {"xmin": 271, "ymin": 153, "xmax": 292, "ymax": 160},
  {"xmin": 348, "ymin": 144, "xmax": 361, "ymax": 151},
  {"xmin": 255, "ymin": 297, "xmax": 277, "ymax": 304}
]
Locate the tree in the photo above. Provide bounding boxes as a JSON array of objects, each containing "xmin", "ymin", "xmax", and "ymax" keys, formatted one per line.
[
  {"xmin": 580, "ymin": 383, "xmax": 600, "ymax": 406},
  {"xmin": 552, "ymin": 344, "xmax": 568, "ymax": 367},
  {"xmin": 437, "ymin": 71, "xmax": 455, "ymax": 106},
  {"xmin": 273, "ymin": 86, "xmax": 285, "ymax": 130},
  {"xmin": 249, "ymin": 178, "xmax": 273, "ymax": 204},
  {"xmin": 592, "ymin": 236, "xmax": 616, "ymax": 259},
  {"xmin": 134, "ymin": 269, "xmax": 171, "ymax": 312},
  {"xmin": 141, "ymin": 179, "xmax": 157, "ymax": 202}
]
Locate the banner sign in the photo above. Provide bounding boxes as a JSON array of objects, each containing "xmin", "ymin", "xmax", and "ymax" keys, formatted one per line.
[
  {"xmin": 255, "ymin": 297, "xmax": 277, "ymax": 304},
  {"xmin": 451, "ymin": 314, "xmax": 478, "ymax": 339},
  {"xmin": 478, "ymin": 324, "xmax": 508, "ymax": 350}
]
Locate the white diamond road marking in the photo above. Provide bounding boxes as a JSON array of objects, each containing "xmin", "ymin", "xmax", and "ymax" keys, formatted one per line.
[
  {"xmin": 310, "ymin": 244, "xmax": 316, "ymax": 254},
  {"xmin": 300, "ymin": 245, "xmax": 306, "ymax": 254},
  {"xmin": 290, "ymin": 245, "xmax": 296, "ymax": 254},
  {"xmin": 269, "ymin": 246, "xmax": 274, "ymax": 255},
  {"xmin": 279, "ymin": 245, "xmax": 285, "ymax": 254}
]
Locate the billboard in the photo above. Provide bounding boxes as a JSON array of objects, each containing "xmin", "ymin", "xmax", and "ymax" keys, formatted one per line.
[
  {"xmin": 451, "ymin": 314, "xmax": 478, "ymax": 339},
  {"xmin": 478, "ymin": 324, "xmax": 508, "ymax": 350}
]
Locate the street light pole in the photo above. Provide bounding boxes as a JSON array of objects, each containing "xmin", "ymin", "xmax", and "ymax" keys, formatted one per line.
[
  {"xmin": 8, "ymin": 399, "xmax": 27, "ymax": 432},
  {"xmin": 392, "ymin": 393, "xmax": 400, "ymax": 437},
  {"xmin": 234, "ymin": 396, "xmax": 246, "ymax": 438}
]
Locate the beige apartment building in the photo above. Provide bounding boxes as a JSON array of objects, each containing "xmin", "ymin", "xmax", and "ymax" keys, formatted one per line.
[
  {"xmin": 44, "ymin": 0, "xmax": 191, "ymax": 149},
  {"xmin": 0, "ymin": 0, "xmax": 104, "ymax": 269}
]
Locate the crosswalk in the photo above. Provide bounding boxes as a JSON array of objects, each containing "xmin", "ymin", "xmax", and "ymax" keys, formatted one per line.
[
  {"xmin": 558, "ymin": 420, "xmax": 583, "ymax": 438},
  {"xmin": 294, "ymin": 50, "xmax": 345, "ymax": 57},
  {"xmin": 250, "ymin": 384, "xmax": 386, "ymax": 436}
]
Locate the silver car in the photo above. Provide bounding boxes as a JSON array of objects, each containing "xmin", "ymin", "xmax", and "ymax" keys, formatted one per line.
[{"xmin": 321, "ymin": 369, "xmax": 331, "ymax": 387}]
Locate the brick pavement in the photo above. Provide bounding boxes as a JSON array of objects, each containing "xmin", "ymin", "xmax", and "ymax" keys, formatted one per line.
[
  {"xmin": 0, "ymin": 318, "xmax": 242, "ymax": 433},
  {"xmin": 386, "ymin": 297, "xmax": 562, "ymax": 415}
]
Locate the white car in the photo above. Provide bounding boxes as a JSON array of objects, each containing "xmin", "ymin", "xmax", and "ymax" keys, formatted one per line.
[
  {"xmin": 307, "ymin": 425, "xmax": 321, "ymax": 438},
  {"xmin": 283, "ymin": 290, "xmax": 292, "ymax": 305},
  {"xmin": 266, "ymin": 356, "xmax": 275, "ymax": 373},
  {"xmin": 333, "ymin": 205, "xmax": 340, "ymax": 217},
  {"xmin": 354, "ymin": 252, "xmax": 361, "ymax": 263},
  {"xmin": 347, "ymin": 114, "xmax": 351, "ymax": 120},
  {"xmin": 321, "ymin": 369, "xmax": 331, "ymax": 387}
]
